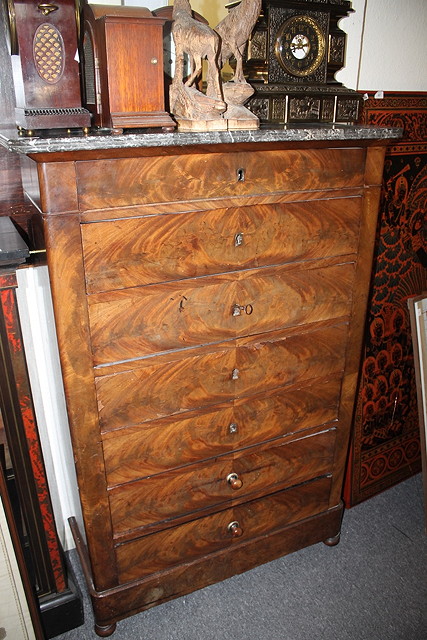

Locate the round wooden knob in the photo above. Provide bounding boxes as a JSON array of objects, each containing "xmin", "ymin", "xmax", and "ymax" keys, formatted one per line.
[
  {"xmin": 227, "ymin": 472, "xmax": 243, "ymax": 489},
  {"xmin": 228, "ymin": 521, "xmax": 243, "ymax": 538}
]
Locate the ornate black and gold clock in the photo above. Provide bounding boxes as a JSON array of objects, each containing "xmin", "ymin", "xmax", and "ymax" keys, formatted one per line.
[{"xmin": 229, "ymin": 0, "xmax": 363, "ymax": 125}]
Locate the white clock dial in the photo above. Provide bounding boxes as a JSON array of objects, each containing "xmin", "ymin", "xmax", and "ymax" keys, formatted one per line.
[{"xmin": 290, "ymin": 34, "xmax": 310, "ymax": 59}]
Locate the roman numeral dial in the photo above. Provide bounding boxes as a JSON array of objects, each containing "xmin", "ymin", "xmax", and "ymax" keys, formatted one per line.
[{"xmin": 275, "ymin": 15, "xmax": 326, "ymax": 77}]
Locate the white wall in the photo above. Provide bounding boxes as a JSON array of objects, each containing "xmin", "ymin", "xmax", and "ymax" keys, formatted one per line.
[
  {"xmin": 336, "ymin": 0, "xmax": 427, "ymax": 91},
  {"xmin": 335, "ymin": 0, "xmax": 366, "ymax": 90},
  {"xmin": 359, "ymin": 0, "xmax": 427, "ymax": 91}
]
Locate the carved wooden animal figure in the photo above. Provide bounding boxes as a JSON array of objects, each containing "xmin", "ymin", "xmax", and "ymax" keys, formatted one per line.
[
  {"xmin": 215, "ymin": 0, "xmax": 262, "ymax": 83},
  {"xmin": 172, "ymin": 0, "xmax": 222, "ymax": 100}
]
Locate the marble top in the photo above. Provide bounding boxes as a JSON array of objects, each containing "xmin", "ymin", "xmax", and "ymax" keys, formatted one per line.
[{"xmin": 0, "ymin": 124, "xmax": 402, "ymax": 155}]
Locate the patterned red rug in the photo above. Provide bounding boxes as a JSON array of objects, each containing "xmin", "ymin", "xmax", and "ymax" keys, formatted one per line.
[{"xmin": 344, "ymin": 92, "xmax": 427, "ymax": 506}]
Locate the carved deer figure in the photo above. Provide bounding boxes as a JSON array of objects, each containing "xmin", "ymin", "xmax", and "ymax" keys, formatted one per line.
[
  {"xmin": 172, "ymin": 0, "xmax": 223, "ymax": 100},
  {"xmin": 215, "ymin": 0, "xmax": 262, "ymax": 83}
]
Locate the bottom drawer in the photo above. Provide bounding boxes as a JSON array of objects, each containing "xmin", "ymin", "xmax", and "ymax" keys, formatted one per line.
[{"xmin": 115, "ymin": 475, "xmax": 332, "ymax": 583}]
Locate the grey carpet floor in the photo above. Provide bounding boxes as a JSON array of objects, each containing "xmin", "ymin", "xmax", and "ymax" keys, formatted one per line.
[{"xmin": 56, "ymin": 473, "xmax": 427, "ymax": 640}]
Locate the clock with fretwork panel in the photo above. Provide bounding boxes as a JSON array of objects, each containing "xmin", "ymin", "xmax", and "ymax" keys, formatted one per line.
[
  {"xmin": 3, "ymin": 0, "xmax": 90, "ymax": 132},
  {"xmin": 231, "ymin": 0, "xmax": 363, "ymax": 125}
]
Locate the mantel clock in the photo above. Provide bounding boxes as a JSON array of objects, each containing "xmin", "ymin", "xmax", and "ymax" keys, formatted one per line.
[
  {"xmin": 81, "ymin": 3, "xmax": 175, "ymax": 132},
  {"xmin": 3, "ymin": 0, "xmax": 90, "ymax": 131},
  {"xmin": 230, "ymin": 0, "xmax": 363, "ymax": 125}
]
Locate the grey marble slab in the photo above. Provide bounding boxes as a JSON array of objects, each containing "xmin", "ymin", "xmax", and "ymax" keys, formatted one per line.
[{"xmin": 0, "ymin": 124, "xmax": 402, "ymax": 155}]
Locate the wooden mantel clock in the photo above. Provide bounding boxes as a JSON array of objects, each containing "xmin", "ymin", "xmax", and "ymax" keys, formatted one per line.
[
  {"xmin": 81, "ymin": 3, "xmax": 175, "ymax": 132},
  {"xmin": 232, "ymin": 0, "xmax": 363, "ymax": 124}
]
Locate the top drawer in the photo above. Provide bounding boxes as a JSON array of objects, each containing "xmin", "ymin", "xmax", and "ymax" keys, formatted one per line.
[{"xmin": 75, "ymin": 147, "xmax": 366, "ymax": 210}]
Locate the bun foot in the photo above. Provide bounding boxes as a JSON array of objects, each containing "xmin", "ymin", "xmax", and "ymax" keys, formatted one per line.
[
  {"xmin": 95, "ymin": 622, "xmax": 117, "ymax": 637},
  {"xmin": 323, "ymin": 533, "xmax": 341, "ymax": 547}
]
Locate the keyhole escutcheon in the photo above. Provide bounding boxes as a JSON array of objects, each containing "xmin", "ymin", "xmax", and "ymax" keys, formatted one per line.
[
  {"xmin": 234, "ymin": 232, "xmax": 244, "ymax": 247},
  {"xmin": 236, "ymin": 168, "xmax": 245, "ymax": 182},
  {"xmin": 232, "ymin": 303, "xmax": 254, "ymax": 317}
]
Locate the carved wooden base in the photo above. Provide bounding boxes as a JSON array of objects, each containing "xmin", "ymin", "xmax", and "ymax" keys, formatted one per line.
[
  {"xmin": 170, "ymin": 83, "xmax": 227, "ymax": 130},
  {"xmin": 224, "ymin": 105, "xmax": 259, "ymax": 130},
  {"xmin": 69, "ymin": 504, "xmax": 343, "ymax": 635},
  {"xmin": 175, "ymin": 114, "xmax": 259, "ymax": 131},
  {"xmin": 170, "ymin": 80, "xmax": 259, "ymax": 132},
  {"xmin": 175, "ymin": 106, "xmax": 259, "ymax": 131},
  {"xmin": 174, "ymin": 117, "xmax": 229, "ymax": 132}
]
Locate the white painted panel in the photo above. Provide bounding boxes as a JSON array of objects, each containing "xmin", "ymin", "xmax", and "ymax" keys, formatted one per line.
[{"xmin": 16, "ymin": 266, "xmax": 83, "ymax": 552}]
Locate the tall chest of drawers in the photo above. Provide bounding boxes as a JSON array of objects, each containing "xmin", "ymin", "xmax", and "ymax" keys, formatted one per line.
[{"xmin": 20, "ymin": 131, "xmax": 394, "ymax": 635}]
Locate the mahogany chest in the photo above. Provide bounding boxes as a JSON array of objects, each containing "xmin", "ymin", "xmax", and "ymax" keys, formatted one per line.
[{"xmin": 22, "ymin": 133, "xmax": 389, "ymax": 636}]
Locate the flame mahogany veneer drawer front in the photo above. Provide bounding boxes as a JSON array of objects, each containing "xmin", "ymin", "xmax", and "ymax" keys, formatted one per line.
[
  {"xmin": 75, "ymin": 148, "xmax": 366, "ymax": 210},
  {"xmin": 95, "ymin": 323, "xmax": 348, "ymax": 431},
  {"xmin": 81, "ymin": 198, "xmax": 361, "ymax": 293},
  {"xmin": 88, "ymin": 261, "xmax": 355, "ymax": 365},
  {"xmin": 102, "ymin": 377, "xmax": 341, "ymax": 485},
  {"xmin": 115, "ymin": 475, "xmax": 332, "ymax": 583},
  {"xmin": 108, "ymin": 428, "xmax": 336, "ymax": 537}
]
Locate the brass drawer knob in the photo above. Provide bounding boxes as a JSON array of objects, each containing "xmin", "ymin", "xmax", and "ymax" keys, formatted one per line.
[
  {"xmin": 231, "ymin": 368, "xmax": 240, "ymax": 380},
  {"xmin": 228, "ymin": 521, "xmax": 243, "ymax": 538},
  {"xmin": 227, "ymin": 472, "xmax": 243, "ymax": 490}
]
